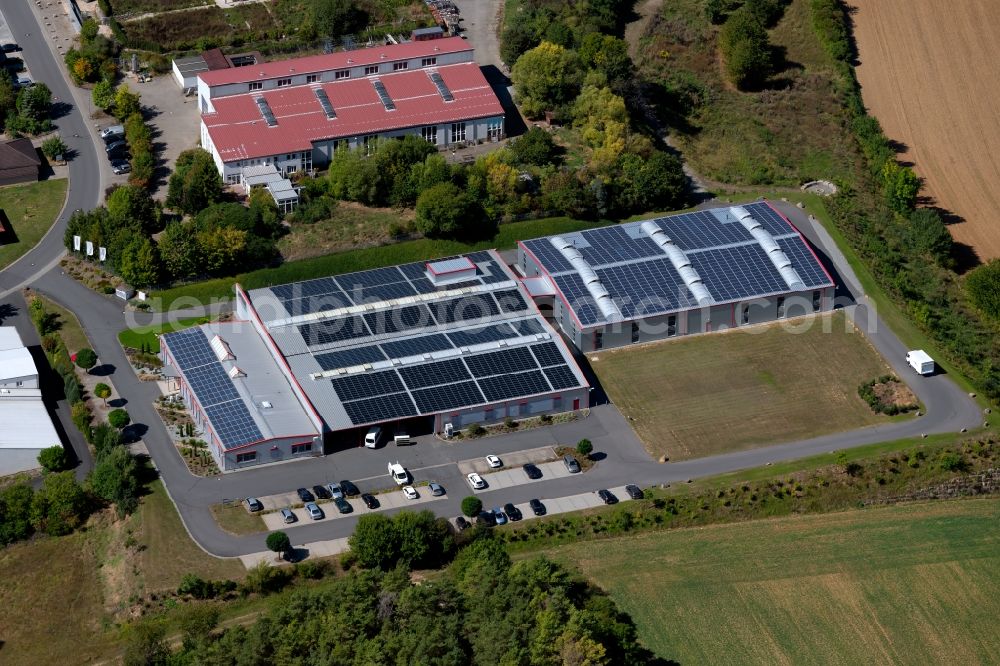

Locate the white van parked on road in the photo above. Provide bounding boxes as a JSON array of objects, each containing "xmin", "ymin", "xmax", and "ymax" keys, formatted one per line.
[{"xmin": 906, "ymin": 350, "xmax": 935, "ymax": 376}]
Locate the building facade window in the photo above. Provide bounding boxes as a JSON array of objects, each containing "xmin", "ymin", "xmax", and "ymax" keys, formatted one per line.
[
  {"xmin": 450, "ymin": 122, "xmax": 466, "ymax": 143},
  {"xmin": 742, "ymin": 304, "xmax": 750, "ymax": 324},
  {"xmin": 667, "ymin": 314, "xmax": 677, "ymax": 337},
  {"xmin": 335, "ymin": 69, "xmax": 350, "ymax": 80},
  {"xmin": 776, "ymin": 296, "xmax": 786, "ymax": 318},
  {"xmin": 421, "ymin": 125, "xmax": 438, "ymax": 143},
  {"xmin": 248, "ymin": 81, "xmax": 262, "ymax": 91},
  {"xmin": 291, "ymin": 442, "xmax": 312, "ymax": 454},
  {"xmin": 277, "ymin": 77, "xmax": 292, "ymax": 87},
  {"xmin": 302, "ymin": 150, "xmax": 313, "ymax": 171},
  {"xmin": 306, "ymin": 74, "xmax": 320, "ymax": 83},
  {"xmin": 393, "ymin": 61, "xmax": 408, "ymax": 71},
  {"xmin": 631, "ymin": 322, "xmax": 640, "ymax": 343},
  {"xmin": 226, "ymin": 173, "xmax": 240, "ymax": 184},
  {"xmin": 363, "ymin": 134, "xmax": 378, "ymax": 156},
  {"xmin": 421, "ymin": 57, "xmax": 437, "ymax": 67},
  {"xmin": 364, "ymin": 65, "xmax": 380, "ymax": 75},
  {"xmin": 593, "ymin": 330, "xmax": 603, "ymax": 350},
  {"xmin": 487, "ymin": 119, "xmax": 503, "ymax": 140},
  {"xmin": 236, "ymin": 451, "xmax": 257, "ymax": 464},
  {"xmin": 812, "ymin": 290, "xmax": 822, "ymax": 312}
]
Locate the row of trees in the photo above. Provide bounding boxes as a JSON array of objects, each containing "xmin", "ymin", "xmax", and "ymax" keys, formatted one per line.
[{"xmin": 162, "ymin": 534, "xmax": 652, "ymax": 665}]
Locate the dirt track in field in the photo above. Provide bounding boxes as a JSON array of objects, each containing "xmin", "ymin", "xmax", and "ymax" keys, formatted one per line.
[{"xmin": 847, "ymin": 0, "xmax": 1000, "ymax": 261}]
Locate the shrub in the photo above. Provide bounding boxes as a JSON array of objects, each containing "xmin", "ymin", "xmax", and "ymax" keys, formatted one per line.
[
  {"xmin": 41, "ymin": 136, "xmax": 68, "ymax": 161},
  {"xmin": 108, "ymin": 408, "xmax": 131, "ymax": 429},
  {"xmin": 241, "ymin": 561, "xmax": 292, "ymax": 596},
  {"xmin": 461, "ymin": 496, "xmax": 483, "ymax": 517},
  {"xmin": 718, "ymin": 8, "xmax": 773, "ymax": 90},
  {"xmin": 965, "ymin": 260, "xmax": 1000, "ymax": 321},
  {"xmin": 37, "ymin": 445, "xmax": 69, "ymax": 472},
  {"xmin": 75, "ymin": 347, "xmax": 98, "ymax": 372},
  {"xmin": 414, "ymin": 182, "xmax": 486, "ymax": 240},
  {"xmin": 466, "ymin": 423, "xmax": 486, "ymax": 437},
  {"xmin": 576, "ymin": 438, "xmax": 593, "ymax": 457},
  {"xmin": 265, "ymin": 531, "xmax": 292, "ymax": 557}
]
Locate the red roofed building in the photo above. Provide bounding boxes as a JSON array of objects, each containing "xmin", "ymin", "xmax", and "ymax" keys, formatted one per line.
[{"xmin": 197, "ymin": 37, "xmax": 505, "ymax": 183}]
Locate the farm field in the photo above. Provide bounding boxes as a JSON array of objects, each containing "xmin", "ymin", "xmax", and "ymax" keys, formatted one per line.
[
  {"xmin": 589, "ymin": 311, "xmax": 896, "ymax": 460},
  {"xmin": 848, "ymin": 0, "xmax": 1000, "ymax": 260},
  {"xmin": 544, "ymin": 498, "xmax": 1000, "ymax": 665}
]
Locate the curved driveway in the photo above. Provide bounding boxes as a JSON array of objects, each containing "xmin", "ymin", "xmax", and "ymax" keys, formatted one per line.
[{"xmin": 0, "ymin": 3, "xmax": 983, "ymax": 557}]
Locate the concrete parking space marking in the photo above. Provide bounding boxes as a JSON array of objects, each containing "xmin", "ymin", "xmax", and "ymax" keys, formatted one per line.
[
  {"xmin": 457, "ymin": 446, "xmax": 558, "ymax": 475},
  {"xmin": 469, "ymin": 460, "xmax": 573, "ymax": 493},
  {"xmin": 260, "ymin": 488, "xmax": 449, "ymax": 530}
]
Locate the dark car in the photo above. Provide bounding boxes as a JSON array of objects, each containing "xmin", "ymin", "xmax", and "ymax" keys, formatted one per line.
[
  {"xmin": 2, "ymin": 43, "xmax": 20, "ymax": 53},
  {"xmin": 597, "ymin": 489, "xmax": 618, "ymax": 505},
  {"xmin": 529, "ymin": 499, "xmax": 546, "ymax": 516},
  {"xmin": 522, "ymin": 463, "xmax": 542, "ymax": 480},
  {"xmin": 102, "ymin": 132, "xmax": 125, "ymax": 145},
  {"xmin": 110, "ymin": 159, "xmax": 131, "ymax": 175},
  {"xmin": 476, "ymin": 510, "xmax": 496, "ymax": 527},
  {"xmin": 624, "ymin": 484, "xmax": 644, "ymax": 500},
  {"xmin": 361, "ymin": 493, "xmax": 379, "ymax": 509},
  {"xmin": 106, "ymin": 146, "xmax": 129, "ymax": 161},
  {"xmin": 503, "ymin": 502, "xmax": 522, "ymax": 521},
  {"xmin": 339, "ymin": 480, "xmax": 360, "ymax": 497},
  {"xmin": 296, "ymin": 487, "xmax": 315, "ymax": 503},
  {"xmin": 312, "ymin": 484, "xmax": 331, "ymax": 500},
  {"xmin": 334, "ymin": 497, "xmax": 353, "ymax": 514},
  {"xmin": 105, "ymin": 139, "xmax": 127, "ymax": 154},
  {"xmin": 454, "ymin": 516, "xmax": 470, "ymax": 531}
]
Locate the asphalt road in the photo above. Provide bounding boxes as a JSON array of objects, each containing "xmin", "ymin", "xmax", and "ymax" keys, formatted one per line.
[{"xmin": 0, "ymin": 4, "xmax": 983, "ymax": 558}]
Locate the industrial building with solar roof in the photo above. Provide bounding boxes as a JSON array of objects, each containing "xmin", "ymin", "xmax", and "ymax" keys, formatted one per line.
[
  {"xmin": 161, "ymin": 251, "xmax": 590, "ymax": 471},
  {"xmin": 517, "ymin": 201, "xmax": 835, "ymax": 351}
]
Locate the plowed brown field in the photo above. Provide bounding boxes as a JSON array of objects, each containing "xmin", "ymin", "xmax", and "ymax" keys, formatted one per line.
[{"xmin": 848, "ymin": 0, "xmax": 1000, "ymax": 260}]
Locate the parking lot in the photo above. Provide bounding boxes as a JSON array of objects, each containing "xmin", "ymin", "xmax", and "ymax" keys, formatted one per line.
[
  {"xmin": 454, "ymin": 485, "xmax": 638, "ymax": 529},
  {"xmin": 261, "ymin": 485, "xmax": 449, "ymax": 530}
]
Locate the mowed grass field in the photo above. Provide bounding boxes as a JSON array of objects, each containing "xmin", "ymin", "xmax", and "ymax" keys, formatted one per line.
[
  {"xmin": 544, "ymin": 498, "xmax": 1000, "ymax": 665},
  {"xmin": 590, "ymin": 311, "xmax": 894, "ymax": 460},
  {"xmin": 0, "ymin": 179, "xmax": 68, "ymax": 272},
  {"xmin": 849, "ymin": 0, "xmax": 1000, "ymax": 259}
]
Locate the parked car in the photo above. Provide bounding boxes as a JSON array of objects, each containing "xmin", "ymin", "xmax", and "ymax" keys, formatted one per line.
[
  {"xmin": 361, "ymin": 493, "xmax": 379, "ymax": 509},
  {"xmin": 467, "ymin": 472, "xmax": 486, "ymax": 490},
  {"xmin": 102, "ymin": 131, "xmax": 124, "ymax": 145},
  {"xmin": 339, "ymin": 480, "xmax": 360, "ymax": 497},
  {"xmin": 14, "ymin": 77, "xmax": 32, "ymax": 89},
  {"xmin": 454, "ymin": 516, "xmax": 470, "ymax": 531},
  {"xmin": 280, "ymin": 508, "xmax": 296, "ymax": 524},
  {"xmin": 476, "ymin": 510, "xmax": 496, "ymax": 527},
  {"xmin": 304, "ymin": 502, "xmax": 324, "ymax": 520},
  {"xmin": 428, "ymin": 482, "xmax": 445, "ymax": 496},
  {"xmin": 296, "ymin": 487, "xmax": 315, "ymax": 503},
  {"xmin": 325, "ymin": 482, "xmax": 344, "ymax": 500},
  {"xmin": 110, "ymin": 159, "xmax": 131, "ymax": 175},
  {"xmin": 522, "ymin": 463, "xmax": 542, "ymax": 479},
  {"xmin": 486, "ymin": 454, "xmax": 502, "ymax": 468},
  {"xmin": 624, "ymin": 484, "xmax": 644, "ymax": 500},
  {"xmin": 529, "ymin": 499, "xmax": 546, "ymax": 516},
  {"xmin": 334, "ymin": 497, "xmax": 352, "ymax": 514},
  {"xmin": 597, "ymin": 489, "xmax": 618, "ymax": 505},
  {"xmin": 100, "ymin": 124, "xmax": 125, "ymax": 139},
  {"xmin": 402, "ymin": 485, "xmax": 419, "ymax": 500},
  {"xmin": 563, "ymin": 454, "xmax": 581, "ymax": 473},
  {"xmin": 244, "ymin": 497, "xmax": 263, "ymax": 512},
  {"xmin": 503, "ymin": 502, "xmax": 522, "ymax": 521},
  {"xmin": 3, "ymin": 43, "xmax": 21, "ymax": 53},
  {"xmin": 312, "ymin": 484, "xmax": 331, "ymax": 500},
  {"xmin": 492, "ymin": 506, "xmax": 508, "ymax": 525}
]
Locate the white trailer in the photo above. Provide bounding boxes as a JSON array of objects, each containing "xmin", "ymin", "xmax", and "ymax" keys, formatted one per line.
[{"xmin": 906, "ymin": 350, "xmax": 935, "ymax": 376}]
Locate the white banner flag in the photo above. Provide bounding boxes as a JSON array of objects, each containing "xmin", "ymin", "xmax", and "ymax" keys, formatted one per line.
[
  {"xmin": 85, "ymin": 241, "xmax": 94, "ymax": 256},
  {"xmin": 99, "ymin": 246, "xmax": 107, "ymax": 262},
  {"xmin": 73, "ymin": 235, "xmax": 81, "ymax": 252}
]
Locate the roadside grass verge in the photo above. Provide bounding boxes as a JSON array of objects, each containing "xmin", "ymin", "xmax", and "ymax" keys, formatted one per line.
[
  {"xmin": 210, "ymin": 502, "xmax": 266, "ymax": 536},
  {"xmin": 591, "ymin": 311, "xmax": 897, "ymax": 460},
  {"xmin": 0, "ymin": 179, "xmax": 68, "ymax": 272},
  {"xmin": 30, "ymin": 292, "xmax": 89, "ymax": 354},
  {"xmin": 117, "ymin": 316, "xmax": 209, "ymax": 353},
  {"xmin": 152, "ymin": 216, "xmax": 604, "ymax": 310},
  {"xmin": 541, "ymin": 498, "xmax": 1000, "ymax": 664}
]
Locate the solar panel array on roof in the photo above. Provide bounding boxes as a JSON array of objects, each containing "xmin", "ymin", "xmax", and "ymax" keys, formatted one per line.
[
  {"xmin": 428, "ymin": 70, "xmax": 454, "ymax": 102},
  {"xmin": 524, "ymin": 201, "xmax": 832, "ymax": 327},
  {"xmin": 163, "ymin": 328, "xmax": 263, "ymax": 447},
  {"xmin": 372, "ymin": 79, "xmax": 395, "ymax": 111},
  {"xmin": 255, "ymin": 96, "xmax": 277, "ymax": 127}
]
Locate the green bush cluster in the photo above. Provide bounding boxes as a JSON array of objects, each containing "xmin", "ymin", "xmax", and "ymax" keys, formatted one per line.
[
  {"xmin": 808, "ymin": 1, "xmax": 1000, "ymax": 402},
  {"xmin": 64, "ymin": 18, "xmax": 118, "ymax": 85},
  {"xmin": 718, "ymin": 7, "xmax": 774, "ymax": 90},
  {"xmin": 124, "ymin": 110, "xmax": 155, "ymax": 189},
  {"xmin": 177, "ymin": 573, "xmax": 238, "ymax": 600},
  {"xmin": 857, "ymin": 375, "xmax": 919, "ymax": 415},
  {"xmin": 348, "ymin": 510, "xmax": 454, "ymax": 571}
]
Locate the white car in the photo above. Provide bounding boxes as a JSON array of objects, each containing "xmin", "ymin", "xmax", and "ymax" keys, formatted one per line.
[
  {"xmin": 402, "ymin": 485, "xmax": 419, "ymax": 500},
  {"xmin": 467, "ymin": 472, "xmax": 487, "ymax": 490},
  {"xmin": 486, "ymin": 454, "xmax": 502, "ymax": 469},
  {"xmin": 387, "ymin": 461, "xmax": 410, "ymax": 485}
]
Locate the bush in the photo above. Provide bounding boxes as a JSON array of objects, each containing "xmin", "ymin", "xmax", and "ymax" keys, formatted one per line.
[
  {"xmin": 965, "ymin": 260, "xmax": 1000, "ymax": 321},
  {"xmin": 576, "ymin": 438, "xmax": 593, "ymax": 457},
  {"xmin": 241, "ymin": 561, "xmax": 292, "ymax": 596},
  {"xmin": 75, "ymin": 347, "xmax": 98, "ymax": 372},
  {"xmin": 41, "ymin": 136, "xmax": 68, "ymax": 161},
  {"xmin": 265, "ymin": 531, "xmax": 292, "ymax": 557},
  {"xmin": 108, "ymin": 408, "xmax": 131, "ymax": 429},
  {"xmin": 718, "ymin": 8, "xmax": 773, "ymax": 90},
  {"xmin": 461, "ymin": 496, "xmax": 483, "ymax": 517},
  {"xmin": 37, "ymin": 445, "xmax": 69, "ymax": 472},
  {"xmin": 466, "ymin": 423, "xmax": 486, "ymax": 437},
  {"xmin": 414, "ymin": 182, "xmax": 486, "ymax": 240}
]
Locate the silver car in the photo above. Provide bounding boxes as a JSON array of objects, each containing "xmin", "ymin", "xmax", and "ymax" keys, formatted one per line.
[{"xmin": 304, "ymin": 502, "xmax": 324, "ymax": 520}]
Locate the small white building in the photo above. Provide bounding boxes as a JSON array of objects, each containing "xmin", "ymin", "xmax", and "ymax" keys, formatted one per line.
[{"xmin": 0, "ymin": 327, "xmax": 62, "ymax": 477}]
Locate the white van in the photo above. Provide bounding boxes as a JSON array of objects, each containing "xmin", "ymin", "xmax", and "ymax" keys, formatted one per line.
[
  {"xmin": 387, "ymin": 461, "xmax": 410, "ymax": 485},
  {"xmin": 364, "ymin": 426, "xmax": 385, "ymax": 449},
  {"xmin": 906, "ymin": 350, "xmax": 935, "ymax": 376}
]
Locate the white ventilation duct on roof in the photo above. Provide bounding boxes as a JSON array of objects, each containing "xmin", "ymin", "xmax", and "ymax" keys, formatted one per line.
[
  {"xmin": 550, "ymin": 236, "xmax": 623, "ymax": 322},
  {"xmin": 210, "ymin": 335, "xmax": 235, "ymax": 361},
  {"xmin": 729, "ymin": 207, "xmax": 806, "ymax": 291},
  {"xmin": 639, "ymin": 221, "xmax": 714, "ymax": 306},
  {"xmin": 228, "ymin": 365, "xmax": 246, "ymax": 379}
]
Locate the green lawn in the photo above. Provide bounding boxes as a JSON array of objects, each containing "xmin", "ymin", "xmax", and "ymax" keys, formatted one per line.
[
  {"xmin": 591, "ymin": 311, "xmax": 899, "ymax": 460},
  {"xmin": 210, "ymin": 501, "xmax": 265, "ymax": 536},
  {"xmin": 543, "ymin": 498, "xmax": 1000, "ymax": 665},
  {"xmin": 117, "ymin": 316, "xmax": 209, "ymax": 353},
  {"xmin": 30, "ymin": 292, "xmax": 89, "ymax": 355},
  {"xmin": 152, "ymin": 216, "xmax": 604, "ymax": 310},
  {"xmin": 0, "ymin": 179, "xmax": 68, "ymax": 271}
]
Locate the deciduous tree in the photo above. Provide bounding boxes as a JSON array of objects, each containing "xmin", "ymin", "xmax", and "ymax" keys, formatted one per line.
[
  {"xmin": 511, "ymin": 42, "xmax": 583, "ymax": 119},
  {"xmin": 37, "ymin": 445, "xmax": 68, "ymax": 473}
]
